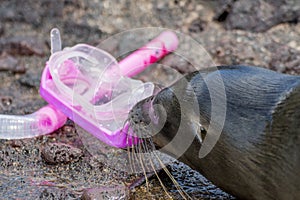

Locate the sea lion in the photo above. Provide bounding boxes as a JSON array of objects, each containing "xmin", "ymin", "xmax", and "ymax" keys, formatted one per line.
[{"xmin": 128, "ymin": 65, "xmax": 300, "ymax": 200}]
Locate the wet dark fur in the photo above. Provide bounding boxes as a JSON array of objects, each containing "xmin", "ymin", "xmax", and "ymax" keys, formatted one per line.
[{"xmin": 128, "ymin": 65, "xmax": 300, "ymax": 200}]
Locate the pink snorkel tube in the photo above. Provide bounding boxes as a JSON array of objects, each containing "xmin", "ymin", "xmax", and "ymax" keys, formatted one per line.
[{"xmin": 0, "ymin": 28, "xmax": 178, "ymax": 148}]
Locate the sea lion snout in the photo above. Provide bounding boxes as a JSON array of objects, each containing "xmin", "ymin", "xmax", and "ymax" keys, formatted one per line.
[
  {"xmin": 129, "ymin": 96, "xmax": 163, "ymax": 138},
  {"xmin": 129, "ymin": 87, "xmax": 181, "ymax": 145},
  {"xmin": 129, "ymin": 96, "xmax": 153, "ymax": 125}
]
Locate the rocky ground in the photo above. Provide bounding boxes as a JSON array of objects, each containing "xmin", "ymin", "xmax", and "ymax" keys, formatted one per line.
[{"xmin": 0, "ymin": 0, "xmax": 299, "ymax": 199}]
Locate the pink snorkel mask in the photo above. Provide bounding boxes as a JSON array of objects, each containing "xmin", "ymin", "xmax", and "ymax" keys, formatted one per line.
[
  {"xmin": 0, "ymin": 28, "xmax": 178, "ymax": 148},
  {"xmin": 38, "ymin": 28, "xmax": 179, "ymax": 148}
]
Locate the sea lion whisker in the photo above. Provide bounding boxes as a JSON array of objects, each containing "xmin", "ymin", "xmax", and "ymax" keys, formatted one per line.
[
  {"xmin": 130, "ymin": 133, "xmax": 139, "ymax": 173},
  {"xmin": 152, "ymin": 152, "xmax": 191, "ymax": 200},
  {"xmin": 146, "ymin": 137, "xmax": 190, "ymax": 199},
  {"xmin": 148, "ymin": 156, "xmax": 173, "ymax": 199},
  {"xmin": 137, "ymin": 139, "xmax": 150, "ymax": 190},
  {"xmin": 127, "ymin": 134, "xmax": 134, "ymax": 173},
  {"xmin": 141, "ymin": 137, "xmax": 157, "ymax": 174},
  {"xmin": 124, "ymin": 118, "xmax": 134, "ymax": 173}
]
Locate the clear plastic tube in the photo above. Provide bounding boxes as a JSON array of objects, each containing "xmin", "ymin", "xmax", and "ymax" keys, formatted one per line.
[
  {"xmin": 0, "ymin": 114, "xmax": 39, "ymax": 139},
  {"xmin": 0, "ymin": 105, "xmax": 67, "ymax": 139}
]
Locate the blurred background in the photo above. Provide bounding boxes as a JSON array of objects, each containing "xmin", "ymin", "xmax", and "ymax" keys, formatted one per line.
[{"xmin": 0, "ymin": 0, "xmax": 299, "ymax": 199}]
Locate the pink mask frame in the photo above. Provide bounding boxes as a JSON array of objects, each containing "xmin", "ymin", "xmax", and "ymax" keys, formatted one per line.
[{"xmin": 39, "ymin": 29, "xmax": 179, "ymax": 148}]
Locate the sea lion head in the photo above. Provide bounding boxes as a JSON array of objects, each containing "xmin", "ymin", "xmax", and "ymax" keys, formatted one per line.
[{"xmin": 128, "ymin": 72, "xmax": 206, "ymax": 161}]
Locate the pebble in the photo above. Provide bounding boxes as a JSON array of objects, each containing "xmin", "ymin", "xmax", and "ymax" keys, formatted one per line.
[
  {"xmin": 41, "ymin": 142, "xmax": 83, "ymax": 165},
  {"xmin": 288, "ymin": 40, "xmax": 298, "ymax": 49},
  {"xmin": 217, "ymin": 0, "xmax": 300, "ymax": 32},
  {"xmin": 0, "ymin": 95, "xmax": 13, "ymax": 107}
]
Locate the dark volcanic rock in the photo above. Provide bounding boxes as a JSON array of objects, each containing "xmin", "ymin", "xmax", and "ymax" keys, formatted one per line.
[
  {"xmin": 0, "ymin": 36, "xmax": 45, "ymax": 56},
  {"xmin": 0, "ymin": 0, "xmax": 64, "ymax": 26},
  {"xmin": 81, "ymin": 184, "xmax": 129, "ymax": 200},
  {"xmin": 161, "ymin": 55, "xmax": 195, "ymax": 74},
  {"xmin": 39, "ymin": 188, "xmax": 78, "ymax": 200},
  {"xmin": 63, "ymin": 21, "xmax": 103, "ymax": 40},
  {"xmin": 215, "ymin": 0, "xmax": 300, "ymax": 32},
  {"xmin": 189, "ymin": 18, "xmax": 207, "ymax": 33},
  {"xmin": 0, "ymin": 24, "xmax": 4, "ymax": 36},
  {"xmin": 0, "ymin": 0, "xmax": 41, "ymax": 25},
  {"xmin": 0, "ymin": 53, "xmax": 26, "ymax": 73},
  {"xmin": 209, "ymin": 37, "xmax": 260, "ymax": 65},
  {"xmin": 41, "ymin": 142, "xmax": 83, "ymax": 164},
  {"xmin": 267, "ymin": 43, "xmax": 300, "ymax": 74},
  {"xmin": 18, "ymin": 72, "xmax": 41, "ymax": 89},
  {"xmin": 214, "ymin": 0, "xmax": 236, "ymax": 22}
]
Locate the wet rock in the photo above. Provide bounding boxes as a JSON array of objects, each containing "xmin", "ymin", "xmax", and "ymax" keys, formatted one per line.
[
  {"xmin": 81, "ymin": 184, "xmax": 129, "ymax": 200},
  {"xmin": 0, "ymin": 53, "xmax": 26, "ymax": 73},
  {"xmin": 88, "ymin": 156, "xmax": 105, "ymax": 170},
  {"xmin": 128, "ymin": 172, "xmax": 156, "ymax": 190},
  {"xmin": 0, "ymin": 149, "xmax": 14, "ymax": 168},
  {"xmin": 213, "ymin": 0, "xmax": 235, "ymax": 22},
  {"xmin": 215, "ymin": 0, "xmax": 300, "ymax": 32},
  {"xmin": 18, "ymin": 72, "xmax": 41, "ymax": 88},
  {"xmin": 41, "ymin": 0, "xmax": 64, "ymax": 18},
  {"xmin": 161, "ymin": 55, "xmax": 195, "ymax": 74},
  {"xmin": 15, "ymin": 99, "xmax": 47, "ymax": 115},
  {"xmin": 64, "ymin": 0, "xmax": 83, "ymax": 7},
  {"xmin": 188, "ymin": 18, "xmax": 207, "ymax": 33},
  {"xmin": 0, "ymin": 0, "xmax": 64, "ymax": 26},
  {"xmin": 39, "ymin": 189, "xmax": 78, "ymax": 200},
  {"xmin": 9, "ymin": 140, "xmax": 23, "ymax": 148},
  {"xmin": 0, "ymin": 0, "xmax": 42, "ymax": 26},
  {"xmin": 163, "ymin": 161, "xmax": 234, "ymax": 199},
  {"xmin": 267, "ymin": 43, "xmax": 300, "ymax": 74},
  {"xmin": 0, "ymin": 24, "xmax": 4, "ymax": 36},
  {"xmin": 41, "ymin": 142, "xmax": 83, "ymax": 164},
  {"xmin": 208, "ymin": 35, "xmax": 264, "ymax": 66},
  {"xmin": 0, "ymin": 36, "xmax": 45, "ymax": 56},
  {"xmin": 63, "ymin": 21, "xmax": 103, "ymax": 40}
]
